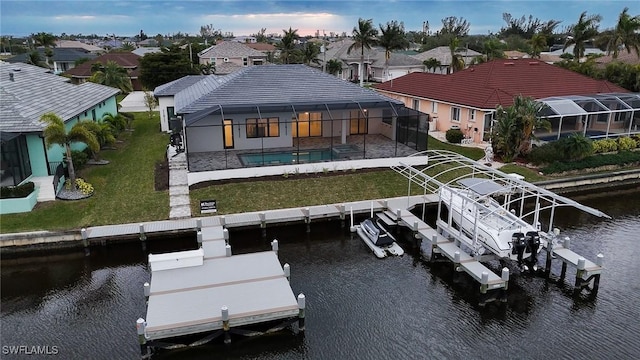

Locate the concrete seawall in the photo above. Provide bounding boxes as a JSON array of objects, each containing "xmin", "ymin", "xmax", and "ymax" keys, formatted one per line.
[
  {"xmin": 535, "ymin": 168, "xmax": 640, "ymax": 194},
  {"xmin": 2, "ymin": 169, "xmax": 639, "ymax": 252}
]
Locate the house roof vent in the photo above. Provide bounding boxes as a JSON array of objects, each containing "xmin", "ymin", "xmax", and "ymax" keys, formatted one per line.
[
  {"xmin": 9, "ymin": 73, "xmax": 14, "ymax": 81},
  {"xmin": 529, "ymin": 61, "xmax": 540, "ymax": 65},
  {"xmin": 504, "ymin": 62, "xmax": 515, "ymax": 66}
]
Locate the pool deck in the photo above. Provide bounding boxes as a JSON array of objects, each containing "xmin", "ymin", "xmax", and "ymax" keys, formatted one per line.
[{"xmin": 188, "ymin": 135, "xmax": 419, "ymax": 171}]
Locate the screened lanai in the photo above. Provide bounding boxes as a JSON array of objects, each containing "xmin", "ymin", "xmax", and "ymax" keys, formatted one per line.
[{"xmin": 534, "ymin": 93, "xmax": 640, "ymax": 141}]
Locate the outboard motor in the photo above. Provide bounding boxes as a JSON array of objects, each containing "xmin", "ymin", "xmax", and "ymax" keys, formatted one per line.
[
  {"xmin": 525, "ymin": 231, "xmax": 540, "ymax": 265},
  {"xmin": 512, "ymin": 232, "xmax": 526, "ymax": 265}
]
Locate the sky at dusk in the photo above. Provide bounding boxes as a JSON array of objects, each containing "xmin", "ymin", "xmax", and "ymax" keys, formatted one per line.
[{"xmin": 1, "ymin": 0, "xmax": 638, "ymax": 38}]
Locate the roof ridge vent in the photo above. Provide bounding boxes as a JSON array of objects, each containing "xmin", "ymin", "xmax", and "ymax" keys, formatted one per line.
[
  {"xmin": 528, "ymin": 61, "xmax": 540, "ymax": 65},
  {"xmin": 504, "ymin": 62, "xmax": 515, "ymax": 66}
]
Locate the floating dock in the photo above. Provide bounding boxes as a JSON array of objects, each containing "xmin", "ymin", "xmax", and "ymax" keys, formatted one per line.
[{"xmin": 136, "ymin": 224, "xmax": 305, "ymax": 356}]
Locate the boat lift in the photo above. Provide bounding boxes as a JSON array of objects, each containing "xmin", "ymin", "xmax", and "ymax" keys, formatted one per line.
[{"xmin": 390, "ymin": 150, "xmax": 609, "ymax": 295}]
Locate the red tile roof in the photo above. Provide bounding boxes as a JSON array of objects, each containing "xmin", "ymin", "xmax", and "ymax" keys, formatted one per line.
[
  {"xmin": 374, "ymin": 58, "xmax": 629, "ymax": 109},
  {"xmin": 64, "ymin": 52, "xmax": 141, "ymax": 77}
]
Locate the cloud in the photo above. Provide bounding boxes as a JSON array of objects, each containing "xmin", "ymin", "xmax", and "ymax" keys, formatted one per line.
[{"xmin": 198, "ymin": 12, "xmax": 347, "ymax": 36}]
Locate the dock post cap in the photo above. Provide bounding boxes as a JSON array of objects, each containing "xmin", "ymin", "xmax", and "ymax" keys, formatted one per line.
[
  {"xmin": 221, "ymin": 306, "xmax": 229, "ymax": 320},
  {"xmin": 577, "ymin": 258, "xmax": 586, "ymax": 270},
  {"xmin": 223, "ymin": 228, "xmax": 229, "ymax": 240},
  {"xmin": 271, "ymin": 239, "xmax": 279, "ymax": 252},
  {"xmin": 197, "ymin": 230, "xmax": 203, "ymax": 245},
  {"xmin": 481, "ymin": 271, "xmax": 489, "ymax": 284},
  {"xmin": 596, "ymin": 253, "xmax": 604, "ymax": 267},
  {"xmin": 454, "ymin": 251, "xmax": 460, "ymax": 263},
  {"xmin": 283, "ymin": 263, "xmax": 290, "ymax": 279},
  {"xmin": 564, "ymin": 237, "xmax": 570, "ymax": 248},
  {"xmin": 81, "ymin": 228, "xmax": 87, "ymax": 239},
  {"xmin": 225, "ymin": 244, "xmax": 232, "ymax": 257},
  {"xmin": 136, "ymin": 318, "xmax": 146, "ymax": 334},
  {"xmin": 143, "ymin": 282, "xmax": 150, "ymax": 297},
  {"xmin": 297, "ymin": 294, "xmax": 306, "ymax": 309},
  {"xmin": 501, "ymin": 267, "xmax": 510, "ymax": 281}
]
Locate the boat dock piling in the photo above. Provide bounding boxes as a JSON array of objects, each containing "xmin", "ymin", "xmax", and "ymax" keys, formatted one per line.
[{"xmin": 543, "ymin": 236, "xmax": 603, "ymax": 294}]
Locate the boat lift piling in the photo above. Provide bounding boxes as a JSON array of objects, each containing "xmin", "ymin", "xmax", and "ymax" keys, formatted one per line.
[{"xmin": 545, "ymin": 235, "xmax": 604, "ymax": 294}]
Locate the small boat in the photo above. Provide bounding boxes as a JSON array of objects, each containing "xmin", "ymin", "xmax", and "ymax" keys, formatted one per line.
[{"xmin": 356, "ymin": 218, "xmax": 404, "ymax": 258}]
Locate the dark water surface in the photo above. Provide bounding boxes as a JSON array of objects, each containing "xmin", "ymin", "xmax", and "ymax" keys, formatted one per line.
[{"xmin": 2, "ymin": 187, "xmax": 639, "ymax": 359}]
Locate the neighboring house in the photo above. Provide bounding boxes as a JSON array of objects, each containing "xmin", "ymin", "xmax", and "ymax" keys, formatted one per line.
[
  {"xmin": 595, "ymin": 51, "xmax": 640, "ymax": 68},
  {"xmin": 541, "ymin": 44, "xmax": 605, "ymax": 62},
  {"xmin": 5, "ymin": 47, "xmax": 96, "ymax": 74},
  {"xmin": 197, "ymin": 41, "xmax": 268, "ymax": 75},
  {"xmin": 504, "ymin": 50, "xmax": 529, "ymax": 59},
  {"xmin": 63, "ymin": 52, "xmax": 143, "ymax": 91},
  {"xmin": 245, "ymin": 42, "xmax": 277, "ymax": 61},
  {"xmin": 411, "ymin": 46, "xmax": 482, "ymax": 74},
  {"xmin": 318, "ymin": 39, "xmax": 424, "ymax": 82},
  {"xmin": 154, "ymin": 75, "xmax": 209, "ymax": 132},
  {"xmin": 0, "ymin": 61, "xmax": 119, "ymax": 211},
  {"xmin": 158, "ymin": 64, "xmax": 426, "ymax": 170},
  {"xmin": 55, "ymin": 40, "xmax": 104, "ymax": 54},
  {"xmin": 374, "ymin": 58, "xmax": 635, "ymax": 144},
  {"xmin": 132, "ymin": 47, "xmax": 162, "ymax": 57},
  {"xmin": 233, "ymin": 36, "xmax": 257, "ymax": 44}
]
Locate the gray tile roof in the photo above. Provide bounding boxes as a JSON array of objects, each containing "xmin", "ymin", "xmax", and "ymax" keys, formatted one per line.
[
  {"xmin": 0, "ymin": 61, "xmax": 120, "ymax": 133},
  {"xmin": 411, "ymin": 46, "xmax": 482, "ymax": 64},
  {"xmin": 175, "ymin": 64, "xmax": 403, "ymax": 121},
  {"xmin": 198, "ymin": 41, "xmax": 267, "ymax": 59},
  {"xmin": 154, "ymin": 75, "xmax": 209, "ymax": 97},
  {"xmin": 5, "ymin": 48, "xmax": 96, "ymax": 63}
]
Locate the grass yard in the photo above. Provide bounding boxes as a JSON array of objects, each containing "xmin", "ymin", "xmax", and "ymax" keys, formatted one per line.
[{"xmin": 0, "ymin": 113, "xmax": 169, "ymax": 233}]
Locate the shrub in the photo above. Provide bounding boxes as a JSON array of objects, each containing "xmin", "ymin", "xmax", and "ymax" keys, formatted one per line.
[
  {"xmin": 592, "ymin": 138, "xmax": 618, "ymax": 153},
  {"xmin": 445, "ymin": 128, "xmax": 464, "ymax": 144},
  {"xmin": 0, "ymin": 181, "xmax": 35, "ymax": 199},
  {"xmin": 617, "ymin": 136, "xmax": 637, "ymax": 151},
  {"xmin": 541, "ymin": 150, "xmax": 640, "ymax": 174},
  {"xmin": 69, "ymin": 149, "xmax": 89, "ymax": 170},
  {"xmin": 527, "ymin": 142, "xmax": 564, "ymax": 165},
  {"xmin": 65, "ymin": 178, "xmax": 94, "ymax": 196}
]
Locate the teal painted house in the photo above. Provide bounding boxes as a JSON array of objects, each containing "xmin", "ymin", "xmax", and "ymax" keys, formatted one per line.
[{"xmin": 0, "ymin": 61, "xmax": 119, "ymax": 213}]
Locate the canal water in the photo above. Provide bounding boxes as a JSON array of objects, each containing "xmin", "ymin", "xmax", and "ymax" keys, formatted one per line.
[{"xmin": 2, "ymin": 187, "xmax": 639, "ymax": 359}]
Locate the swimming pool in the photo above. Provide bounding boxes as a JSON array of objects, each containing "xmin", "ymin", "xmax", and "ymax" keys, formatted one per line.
[{"xmin": 239, "ymin": 149, "xmax": 333, "ymax": 166}]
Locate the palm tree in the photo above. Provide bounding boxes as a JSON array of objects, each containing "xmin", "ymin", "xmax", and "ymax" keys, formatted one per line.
[
  {"xmin": 301, "ymin": 42, "xmax": 321, "ymax": 66},
  {"xmin": 562, "ymin": 134, "xmax": 593, "ymax": 161},
  {"xmin": 511, "ymin": 95, "xmax": 550, "ymax": 154},
  {"xmin": 423, "ymin": 58, "xmax": 441, "ymax": 73},
  {"xmin": 278, "ymin": 27, "xmax": 298, "ymax": 64},
  {"xmin": 26, "ymin": 51, "xmax": 47, "ymax": 68},
  {"xmin": 448, "ymin": 37, "xmax": 465, "ymax": 73},
  {"xmin": 101, "ymin": 112, "xmax": 127, "ymax": 136},
  {"xmin": 491, "ymin": 106, "xmax": 519, "ymax": 162},
  {"xmin": 378, "ymin": 20, "xmax": 409, "ymax": 81},
  {"xmin": 605, "ymin": 7, "xmax": 640, "ymax": 59},
  {"xmin": 483, "ymin": 38, "xmax": 504, "ymax": 61},
  {"xmin": 76, "ymin": 120, "xmax": 115, "ymax": 160},
  {"xmin": 326, "ymin": 59, "xmax": 343, "ymax": 76},
  {"xmin": 529, "ymin": 33, "xmax": 547, "ymax": 58},
  {"xmin": 88, "ymin": 60, "xmax": 133, "ymax": 93},
  {"xmin": 40, "ymin": 113, "xmax": 99, "ymax": 190},
  {"xmin": 564, "ymin": 11, "xmax": 602, "ymax": 60},
  {"xmin": 348, "ymin": 18, "xmax": 378, "ymax": 86},
  {"xmin": 32, "ymin": 32, "xmax": 56, "ymax": 48}
]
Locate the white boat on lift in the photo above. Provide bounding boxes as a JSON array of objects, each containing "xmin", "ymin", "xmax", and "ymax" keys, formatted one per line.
[
  {"xmin": 356, "ymin": 218, "xmax": 404, "ymax": 258},
  {"xmin": 438, "ymin": 178, "xmax": 543, "ymax": 270}
]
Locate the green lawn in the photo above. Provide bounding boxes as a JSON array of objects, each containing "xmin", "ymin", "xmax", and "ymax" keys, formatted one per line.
[
  {"xmin": 0, "ymin": 128, "xmax": 550, "ymax": 233},
  {"xmin": 1, "ymin": 113, "xmax": 169, "ymax": 233}
]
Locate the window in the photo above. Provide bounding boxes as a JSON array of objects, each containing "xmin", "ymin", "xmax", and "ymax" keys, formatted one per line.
[
  {"xmin": 243, "ymin": 57, "xmax": 248, "ymax": 66},
  {"xmin": 167, "ymin": 107, "xmax": 175, "ymax": 121},
  {"xmin": 246, "ymin": 117, "xmax": 279, "ymax": 138},
  {"xmin": 293, "ymin": 112, "xmax": 322, "ymax": 137},
  {"xmin": 451, "ymin": 107, "xmax": 461, "ymax": 122},
  {"xmin": 469, "ymin": 109, "xmax": 476, "ymax": 122},
  {"xmin": 0, "ymin": 135, "xmax": 31, "ymax": 186},
  {"xmin": 349, "ymin": 109, "xmax": 368, "ymax": 135},
  {"xmin": 413, "ymin": 99, "xmax": 420, "ymax": 111},
  {"xmin": 432, "ymin": 102, "xmax": 438, "ymax": 113}
]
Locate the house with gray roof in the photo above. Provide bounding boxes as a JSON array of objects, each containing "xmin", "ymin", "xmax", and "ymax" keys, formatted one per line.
[
  {"xmin": 5, "ymin": 47, "xmax": 97, "ymax": 75},
  {"xmin": 411, "ymin": 46, "xmax": 482, "ymax": 74},
  {"xmin": 157, "ymin": 64, "xmax": 428, "ymax": 173},
  {"xmin": 0, "ymin": 61, "xmax": 119, "ymax": 211},
  {"xmin": 316, "ymin": 39, "xmax": 424, "ymax": 82},
  {"xmin": 197, "ymin": 41, "xmax": 268, "ymax": 75},
  {"xmin": 154, "ymin": 75, "xmax": 209, "ymax": 132}
]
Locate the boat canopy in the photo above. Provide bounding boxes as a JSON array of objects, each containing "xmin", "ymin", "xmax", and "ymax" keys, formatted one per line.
[{"xmin": 457, "ymin": 178, "xmax": 510, "ymax": 196}]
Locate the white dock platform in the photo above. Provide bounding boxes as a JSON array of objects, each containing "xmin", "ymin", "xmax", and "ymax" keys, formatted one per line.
[{"xmin": 144, "ymin": 225, "xmax": 300, "ymax": 342}]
